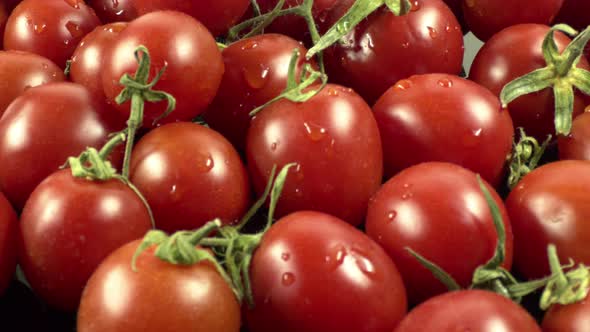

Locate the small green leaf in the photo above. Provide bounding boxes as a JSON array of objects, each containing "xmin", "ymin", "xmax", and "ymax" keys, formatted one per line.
[
  {"xmin": 500, "ymin": 67, "xmax": 555, "ymax": 107},
  {"xmin": 405, "ymin": 247, "xmax": 461, "ymax": 291}
]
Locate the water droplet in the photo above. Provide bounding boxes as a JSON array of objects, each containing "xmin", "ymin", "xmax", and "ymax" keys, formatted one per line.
[
  {"xmin": 317, "ymin": 10, "xmax": 328, "ymax": 23},
  {"xmin": 281, "ymin": 272, "xmax": 296, "ymax": 286},
  {"xmin": 33, "ymin": 22, "xmax": 47, "ymax": 34},
  {"xmin": 403, "ymin": 183, "xmax": 412, "ymax": 188},
  {"xmin": 64, "ymin": 0, "xmax": 81, "ymax": 9},
  {"xmin": 270, "ymin": 142, "xmax": 278, "ymax": 151},
  {"xmin": 243, "ymin": 65, "xmax": 270, "ymax": 89},
  {"xmin": 473, "ymin": 128, "xmax": 483, "ymax": 137},
  {"xmin": 427, "ymin": 27, "xmax": 438, "ymax": 39},
  {"xmin": 111, "ymin": 0, "xmax": 120, "ymax": 8},
  {"xmin": 196, "ymin": 154, "xmax": 214, "ymax": 172},
  {"xmin": 303, "ymin": 122, "xmax": 327, "ymax": 142},
  {"xmin": 327, "ymin": 87, "xmax": 339, "ymax": 96},
  {"xmin": 437, "ymin": 78, "xmax": 453, "ymax": 88},
  {"xmin": 66, "ymin": 21, "xmax": 84, "ymax": 39},
  {"xmin": 387, "ymin": 211, "xmax": 397, "ymax": 221},
  {"xmin": 401, "ymin": 41, "xmax": 410, "ymax": 48},
  {"xmin": 401, "ymin": 193, "xmax": 413, "ymax": 200},
  {"xmin": 445, "ymin": 24, "xmax": 452, "ymax": 32},
  {"xmin": 350, "ymin": 248, "xmax": 376, "ymax": 277},
  {"xmin": 42, "ymin": 63, "xmax": 48, "ymax": 69},
  {"xmin": 337, "ymin": 21, "xmax": 350, "ymax": 33},
  {"xmin": 394, "ymin": 79, "xmax": 412, "ymax": 91},
  {"xmin": 241, "ymin": 41, "xmax": 258, "ymax": 50},
  {"xmin": 281, "ymin": 253, "xmax": 290, "ymax": 261},
  {"xmin": 325, "ymin": 245, "xmax": 347, "ymax": 270},
  {"xmin": 410, "ymin": 0, "xmax": 421, "ymax": 11}
]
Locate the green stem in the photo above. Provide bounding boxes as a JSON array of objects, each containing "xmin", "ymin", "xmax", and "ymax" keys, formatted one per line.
[
  {"xmin": 98, "ymin": 132, "xmax": 126, "ymax": 160},
  {"xmin": 121, "ymin": 93, "xmax": 144, "ymax": 178}
]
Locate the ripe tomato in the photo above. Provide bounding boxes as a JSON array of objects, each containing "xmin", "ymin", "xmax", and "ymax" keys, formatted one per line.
[
  {"xmin": 0, "ymin": 82, "xmax": 122, "ymax": 211},
  {"xmin": 542, "ymin": 292, "xmax": 590, "ymax": 332},
  {"xmin": 506, "ymin": 160, "xmax": 590, "ymax": 279},
  {"xmin": 0, "ymin": 191, "xmax": 17, "ymax": 296},
  {"xmin": 204, "ymin": 33, "xmax": 314, "ymax": 153},
  {"xmin": 77, "ymin": 240, "xmax": 241, "ymax": 332},
  {"xmin": 19, "ymin": 168, "xmax": 153, "ymax": 311},
  {"xmin": 470, "ymin": 24, "xmax": 590, "ymax": 141},
  {"xmin": 3, "ymin": 0, "xmax": 101, "ymax": 68},
  {"xmin": 373, "ymin": 73, "xmax": 514, "ymax": 186},
  {"xmin": 129, "ymin": 122, "xmax": 251, "ymax": 233},
  {"xmin": 558, "ymin": 111, "xmax": 590, "ymax": 160},
  {"xmin": 0, "ymin": 50, "xmax": 64, "ymax": 116},
  {"xmin": 88, "ymin": 0, "xmax": 138, "ymax": 23},
  {"xmin": 246, "ymin": 84, "xmax": 383, "ymax": 226},
  {"xmin": 366, "ymin": 162, "xmax": 513, "ymax": 304},
  {"xmin": 394, "ymin": 290, "xmax": 541, "ymax": 331},
  {"xmin": 324, "ymin": 0, "xmax": 464, "ymax": 104},
  {"xmin": 131, "ymin": 0, "xmax": 250, "ymax": 37},
  {"xmin": 102, "ymin": 11, "xmax": 224, "ymax": 128},
  {"xmin": 246, "ymin": 211, "xmax": 407, "ymax": 332}
]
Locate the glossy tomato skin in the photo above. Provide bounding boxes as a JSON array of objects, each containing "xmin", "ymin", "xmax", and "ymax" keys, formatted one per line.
[
  {"xmin": 88, "ymin": 0, "xmax": 138, "ymax": 23},
  {"xmin": 77, "ymin": 240, "xmax": 241, "ymax": 332},
  {"xmin": 0, "ymin": 50, "xmax": 64, "ymax": 116},
  {"xmin": 366, "ymin": 162, "xmax": 513, "ymax": 304},
  {"xmin": 0, "ymin": 192, "xmax": 17, "ymax": 296},
  {"xmin": 19, "ymin": 169, "xmax": 153, "ymax": 311},
  {"xmin": 0, "ymin": 82, "xmax": 122, "ymax": 211},
  {"xmin": 462, "ymin": 0, "xmax": 563, "ymax": 41},
  {"xmin": 102, "ymin": 11, "xmax": 224, "ymax": 128},
  {"xmin": 394, "ymin": 290, "xmax": 541, "ymax": 332},
  {"xmin": 470, "ymin": 24, "xmax": 590, "ymax": 141},
  {"xmin": 506, "ymin": 160, "xmax": 590, "ymax": 279},
  {"xmin": 542, "ymin": 293, "xmax": 590, "ymax": 332},
  {"xmin": 373, "ymin": 73, "xmax": 514, "ymax": 186},
  {"xmin": 131, "ymin": 0, "xmax": 250, "ymax": 37},
  {"xmin": 246, "ymin": 84, "xmax": 383, "ymax": 226},
  {"xmin": 324, "ymin": 0, "xmax": 464, "ymax": 104},
  {"xmin": 3, "ymin": 0, "xmax": 101, "ymax": 68},
  {"xmin": 129, "ymin": 122, "xmax": 251, "ymax": 233},
  {"xmin": 204, "ymin": 33, "xmax": 314, "ymax": 153},
  {"xmin": 558, "ymin": 111, "xmax": 590, "ymax": 160},
  {"xmin": 246, "ymin": 211, "xmax": 407, "ymax": 332}
]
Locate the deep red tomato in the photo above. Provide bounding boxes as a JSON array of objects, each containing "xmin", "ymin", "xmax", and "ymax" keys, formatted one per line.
[
  {"xmin": 129, "ymin": 122, "xmax": 251, "ymax": 233},
  {"xmin": 0, "ymin": 191, "xmax": 17, "ymax": 296},
  {"xmin": 88, "ymin": 0, "xmax": 138, "ymax": 23},
  {"xmin": 3, "ymin": 0, "xmax": 101, "ymax": 68},
  {"xmin": 373, "ymin": 73, "xmax": 514, "ymax": 186},
  {"xmin": 246, "ymin": 211, "xmax": 407, "ymax": 332},
  {"xmin": 204, "ymin": 33, "xmax": 314, "ymax": 153},
  {"xmin": 470, "ymin": 24, "xmax": 590, "ymax": 142},
  {"xmin": 19, "ymin": 168, "xmax": 153, "ymax": 311},
  {"xmin": 394, "ymin": 290, "xmax": 541, "ymax": 331},
  {"xmin": 0, "ymin": 50, "xmax": 64, "ymax": 116},
  {"xmin": 102, "ymin": 10, "xmax": 224, "ymax": 128},
  {"xmin": 246, "ymin": 84, "xmax": 383, "ymax": 226},
  {"xmin": 506, "ymin": 160, "xmax": 590, "ymax": 279},
  {"xmin": 542, "ymin": 292, "xmax": 590, "ymax": 332},
  {"xmin": 554, "ymin": 0, "xmax": 590, "ymax": 30},
  {"xmin": 366, "ymin": 162, "xmax": 513, "ymax": 304},
  {"xmin": 0, "ymin": 82, "xmax": 123, "ymax": 211},
  {"xmin": 77, "ymin": 240, "xmax": 241, "ymax": 332},
  {"xmin": 131, "ymin": 0, "xmax": 250, "ymax": 37},
  {"xmin": 558, "ymin": 111, "xmax": 590, "ymax": 160},
  {"xmin": 462, "ymin": 0, "xmax": 563, "ymax": 41},
  {"xmin": 324, "ymin": 0, "xmax": 464, "ymax": 104}
]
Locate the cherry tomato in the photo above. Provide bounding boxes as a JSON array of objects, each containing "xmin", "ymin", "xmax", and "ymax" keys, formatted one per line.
[
  {"xmin": 131, "ymin": 0, "xmax": 250, "ymax": 37},
  {"xmin": 3, "ymin": 0, "xmax": 101, "ymax": 68},
  {"xmin": 0, "ymin": 82, "xmax": 122, "ymax": 211},
  {"xmin": 366, "ymin": 162, "xmax": 513, "ymax": 304},
  {"xmin": 470, "ymin": 24, "xmax": 590, "ymax": 142},
  {"xmin": 373, "ymin": 73, "xmax": 514, "ymax": 186},
  {"xmin": 246, "ymin": 84, "xmax": 383, "ymax": 226},
  {"xmin": 0, "ymin": 191, "xmax": 17, "ymax": 296},
  {"xmin": 324, "ymin": 0, "xmax": 464, "ymax": 104},
  {"xmin": 129, "ymin": 122, "xmax": 251, "ymax": 233},
  {"xmin": 462, "ymin": 0, "xmax": 563, "ymax": 41},
  {"xmin": 102, "ymin": 10, "xmax": 224, "ymax": 128},
  {"xmin": 88, "ymin": 0, "xmax": 138, "ymax": 23},
  {"xmin": 394, "ymin": 290, "xmax": 541, "ymax": 331},
  {"xmin": 558, "ymin": 111, "xmax": 590, "ymax": 160},
  {"xmin": 19, "ymin": 168, "xmax": 153, "ymax": 312},
  {"xmin": 506, "ymin": 160, "xmax": 590, "ymax": 279},
  {"xmin": 246, "ymin": 211, "xmax": 407, "ymax": 332},
  {"xmin": 0, "ymin": 50, "xmax": 64, "ymax": 116},
  {"xmin": 542, "ymin": 292, "xmax": 590, "ymax": 332},
  {"xmin": 77, "ymin": 240, "xmax": 241, "ymax": 332},
  {"xmin": 204, "ymin": 33, "xmax": 314, "ymax": 153}
]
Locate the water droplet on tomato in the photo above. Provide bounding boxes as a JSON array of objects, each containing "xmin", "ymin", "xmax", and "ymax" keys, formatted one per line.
[
  {"xmin": 303, "ymin": 122, "xmax": 327, "ymax": 142},
  {"xmin": 473, "ymin": 128, "xmax": 483, "ymax": 137},
  {"xmin": 33, "ymin": 22, "xmax": 47, "ymax": 34},
  {"xmin": 350, "ymin": 248, "xmax": 376, "ymax": 277},
  {"xmin": 387, "ymin": 211, "xmax": 397, "ymax": 221},
  {"xmin": 437, "ymin": 78, "xmax": 453, "ymax": 88},
  {"xmin": 66, "ymin": 21, "xmax": 84, "ymax": 39},
  {"xmin": 427, "ymin": 27, "xmax": 438, "ymax": 39},
  {"xmin": 410, "ymin": 0, "xmax": 421, "ymax": 11},
  {"xmin": 281, "ymin": 253, "xmax": 290, "ymax": 261},
  {"xmin": 112, "ymin": 0, "xmax": 120, "ymax": 8},
  {"xmin": 394, "ymin": 79, "xmax": 412, "ymax": 91},
  {"xmin": 402, "ymin": 193, "xmax": 413, "ymax": 200},
  {"xmin": 241, "ymin": 41, "xmax": 258, "ymax": 50},
  {"xmin": 327, "ymin": 87, "xmax": 339, "ymax": 96},
  {"xmin": 325, "ymin": 245, "xmax": 347, "ymax": 270},
  {"xmin": 403, "ymin": 183, "xmax": 412, "ymax": 188},
  {"xmin": 281, "ymin": 272, "xmax": 296, "ymax": 286},
  {"xmin": 243, "ymin": 64, "xmax": 270, "ymax": 89},
  {"xmin": 445, "ymin": 24, "xmax": 451, "ymax": 32},
  {"xmin": 270, "ymin": 142, "xmax": 278, "ymax": 151},
  {"xmin": 64, "ymin": 0, "xmax": 81, "ymax": 9},
  {"xmin": 401, "ymin": 42, "xmax": 410, "ymax": 49},
  {"xmin": 196, "ymin": 155, "xmax": 214, "ymax": 172}
]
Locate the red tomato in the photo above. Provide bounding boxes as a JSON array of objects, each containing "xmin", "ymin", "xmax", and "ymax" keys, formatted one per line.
[
  {"xmin": 0, "ymin": 191, "xmax": 17, "ymax": 296},
  {"xmin": 394, "ymin": 290, "xmax": 541, "ymax": 331},
  {"xmin": 3, "ymin": 0, "xmax": 101, "ymax": 68},
  {"xmin": 131, "ymin": 0, "xmax": 250, "ymax": 37},
  {"xmin": 542, "ymin": 292, "xmax": 590, "ymax": 332},
  {"xmin": 246, "ymin": 211, "xmax": 407, "ymax": 332},
  {"xmin": 554, "ymin": 0, "xmax": 590, "ymax": 31},
  {"xmin": 470, "ymin": 24, "xmax": 590, "ymax": 142},
  {"xmin": 246, "ymin": 84, "xmax": 383, "ymax": 226},
  {"xmin": 0, "ymin": 3, "xmax": 7, "ymax": 50},
  {"xmin": 373, "ymin": 73, "xmax": 514, "ymax": 186},
  {"xmin": 506, "ymin": 160, "xmax": 590, "ymax": 279},
  {"xmin": 88, "ymin": 0, "xmax": 138, "ymax": 23},
  {"xmin": 19, "ymin": 169, "xmax": 153, "ymax": 311},
  {"xmin": 366, "ymin": 162, "xmax": 513, "ymax": 304},
  {"xmin": 0, "ymin": 50, "xmax": 65, "ymax": 116},
  {"xmin": 558, "ymin": 111, "xmax": 590, "ymax": 160},
  {"xmin": 102, "ymin": 11, "xmax": 224, "ymax": 128},
  {"xmin": 0, "ymin": 82, "xmax": 122, "ymax": 211},
  {"xmin": 324, "ymin": 0, "xmax": 464, "ymax": 104},
  {"xmin": 77, "ymin": 240, "xmax": 241, "ymax": 332},
  {"xmin": 129, "ymin": 122, "xmax": 251, "ymax": 233},
  {"xmin": 204, "ymin": 33, "xmax": 315, "ymax": 153},
  {"xmin": 462, "ymin": 0, "xmax": 563, "ymax": 41}
]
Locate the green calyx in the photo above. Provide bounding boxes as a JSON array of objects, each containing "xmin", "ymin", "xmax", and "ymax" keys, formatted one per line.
[
  {"xmin": 507, "ymin": 128, "xmax": 551, "ymax": 189},
  {"xmin": 66, "ymin": 132, "xmax": 126, "ymax": 181},
  {"xmin": 500, "ymin": 24, "xmax": 590, "ymax": 136}
]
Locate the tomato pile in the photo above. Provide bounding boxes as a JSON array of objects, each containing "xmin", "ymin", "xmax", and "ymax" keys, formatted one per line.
[{"xmin": 2, "ymin": 0, "xmax": 590, "ymax": 331}]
